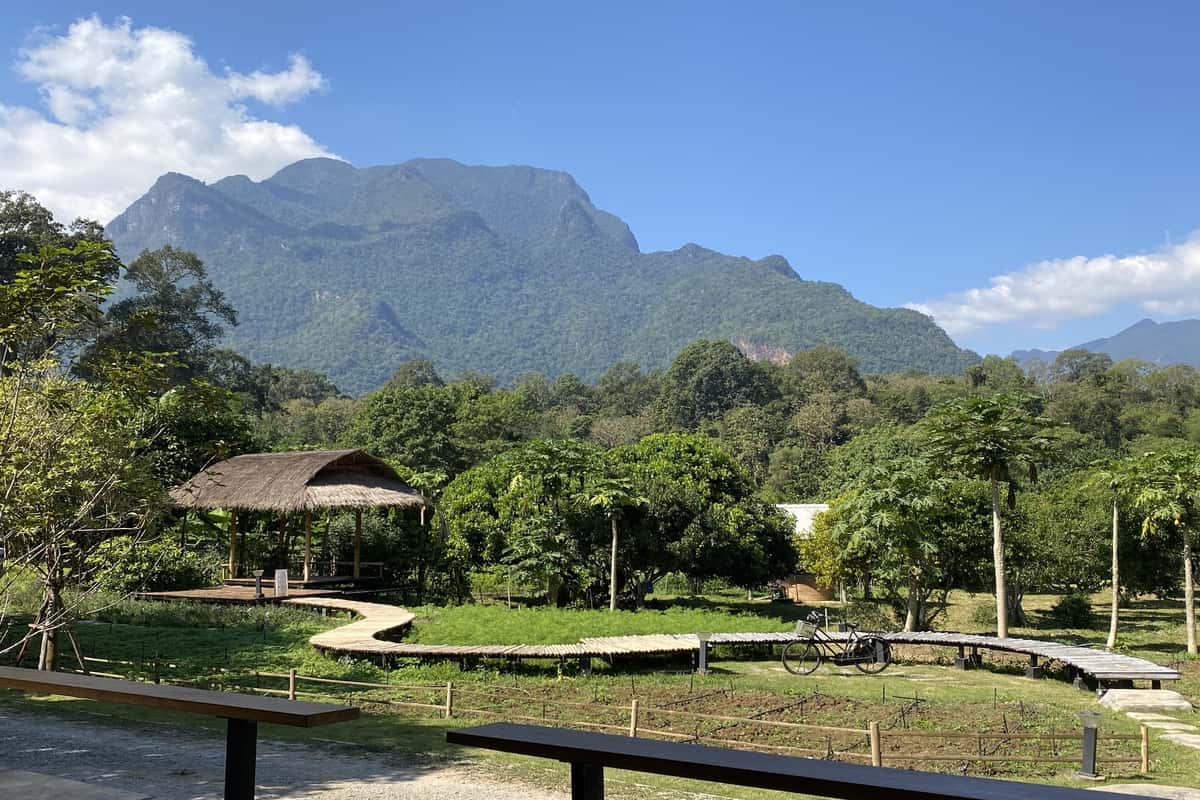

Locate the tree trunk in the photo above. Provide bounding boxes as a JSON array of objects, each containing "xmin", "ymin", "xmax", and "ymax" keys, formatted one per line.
[
  {"xmin": 1185, "ymin": 526, "xmax": 1197, "ymax": 656},
  {"xmin": 990, "ymin": 475, "xmax": 1009, "ymax": 639},
  {"xmin": 609, "ymin": 518, "xmax": 618, "ymax": 612},
  {"xmin": 37, "ymin": 581, "xmax": 63, "ymax": 671},
  {"xmin": 1106, "ymin": 500, "xmax": 1120, "ymax": 651},
  {"xmin": 904, "ymin": 572, "xmax": 920, "ymax": 632}
]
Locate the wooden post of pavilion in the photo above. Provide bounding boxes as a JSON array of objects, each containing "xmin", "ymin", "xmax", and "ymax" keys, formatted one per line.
[
  {"xmin": 227, "ymin": 512, "xmax": 239, "ymax": 579},
  {"xmin": 303, "ymin": 509, "xmax": 313, "ymax": 583},
  {"xmin": 278, "ymin": 513, "xmax": 288, "ymax": 567},
  {"xmin": 353, "ymin": 510, "xmax": 362, "ymax": 579}
]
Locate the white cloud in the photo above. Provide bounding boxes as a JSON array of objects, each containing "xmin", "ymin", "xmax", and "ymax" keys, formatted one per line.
[
  {"xmin": 909, "ymin": 235, "xmax": 1200, "ymax": 336},
  {"xmin": 0, "ymin": 16, "xmax": 335, "ymax": 224}
]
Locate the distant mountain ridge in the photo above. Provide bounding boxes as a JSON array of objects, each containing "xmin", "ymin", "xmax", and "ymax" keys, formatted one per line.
[
  {"xmin": 1012, "ymin": 318, "xmax": 1200, "ymax": 368},
  {"xmin": 108, "ymin": 157, "xmax": 978, "ymax": 394}
]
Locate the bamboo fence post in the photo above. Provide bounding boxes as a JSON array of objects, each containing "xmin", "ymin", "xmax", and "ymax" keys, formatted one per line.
[
  {"xmin": 1141, "ymin": 725, "xmax": 1150, "ymax": 775},
  {"xmin": 445, "ymin": 681, "xmax": 454, "ymax": 718},
  {"xmin": 869, "ymin": 721, "xmax": 882, "ymax": 767},
  {"xmin": 288, "ymin": 668, "xmax": 297, "ymax": 700},
  {"xmin": 629, "ymin": 698, "xmax": 640, "ymax": 737}
]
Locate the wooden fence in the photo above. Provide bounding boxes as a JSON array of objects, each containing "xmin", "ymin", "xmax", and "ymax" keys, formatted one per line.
[{"xmin": 246, "ymin": 668, "xmax": 1149, "ymax": 774}]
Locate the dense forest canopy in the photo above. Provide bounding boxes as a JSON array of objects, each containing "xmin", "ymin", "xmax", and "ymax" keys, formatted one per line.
[
  {"xmin": 4, "ymin": 189, "xmax": 1200, "ymax": 664},
  {"xmin": 106, "ymin": 158, "xmax": 978, "ymax": 393}
]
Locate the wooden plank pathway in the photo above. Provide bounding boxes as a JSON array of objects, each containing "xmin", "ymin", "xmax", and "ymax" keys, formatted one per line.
[{"xmin": 267, "ymin": 598, "xmax": 1179, "ymax": 687}]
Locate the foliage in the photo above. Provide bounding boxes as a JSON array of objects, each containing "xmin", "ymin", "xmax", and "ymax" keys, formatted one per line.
[
  {"xmin": 1048, "ymin": 593, "xmax": 1095, "ymax": 628},
  {"xmin": 88, "ymin": 535, "xmax": 217, "ymax": 593},
  {"xmin": 655, "ymin": 340, "xmax": 777, "ymax": 430},
  {"xmin": 106, "ymin": 159, "xmax": 979, "ymax": 394}
]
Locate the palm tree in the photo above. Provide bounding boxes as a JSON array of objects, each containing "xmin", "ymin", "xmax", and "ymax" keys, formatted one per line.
[
  {"xmin": 921, "ymin": 394, "xmax": 1058, "ymax": 639},
  {"xmin": 1085, "ymin": 457, "xmax": 1137, "ymax": 650},
  {"xmin": 581, "ymin": 475, "xmax": 646, "ymax": 611},
  {"xmin": 1130, "ymin": 449, "xmax": 1200, "ymax": 655}
]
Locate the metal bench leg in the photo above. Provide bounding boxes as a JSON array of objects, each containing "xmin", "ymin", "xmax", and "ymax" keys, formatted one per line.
[
  {"xmin": 570, "ymin": 762, "xmax": 604, "ymax": 800},
  {"xmin": 225, "ymin": 718, "xmax": 258, "ymax": 800}
]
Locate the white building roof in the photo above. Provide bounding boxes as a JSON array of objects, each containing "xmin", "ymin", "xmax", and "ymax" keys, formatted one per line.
[{"xmin": 776, "ymin": 503, "xmax": 829, "ymax": 538}]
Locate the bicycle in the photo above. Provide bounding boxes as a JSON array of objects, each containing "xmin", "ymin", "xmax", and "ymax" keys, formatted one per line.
[{"xmin": 781, "ymin": 611, "xmax": 892, "ymax": 675}]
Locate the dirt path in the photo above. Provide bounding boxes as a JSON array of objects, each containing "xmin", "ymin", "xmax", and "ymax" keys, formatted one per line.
[{"xmin": 0, "ymin": 704, "xmax": 563, "ymax": 800}]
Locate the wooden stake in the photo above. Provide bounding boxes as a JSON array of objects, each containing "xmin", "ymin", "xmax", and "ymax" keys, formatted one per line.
[
  {"xmin": 629, "ymin": 698, "xmax": 640, "ymax": 737},
  {"xmin": 353, "ymin": 510, "xmax": 362, "ymax": 578},
  {"xmin": 444, "ymin": 681, "xmax": 454, "ymax": 718},
  {"xmin": 303, "ymin": 509, "xmax": 313, "ymax": 583},
  {"xmin": 1141, "ymin": 725, "xmax": 1150, "ymax": 775},
  {"xmin": 870, "ymin": 721, "xmax": 882, "ymax": 767},
  {"xmin": 288, "ymin": 668, "xmax": 297, "ymax": 701}
]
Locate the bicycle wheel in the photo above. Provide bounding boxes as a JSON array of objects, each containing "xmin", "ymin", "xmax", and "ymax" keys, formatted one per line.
[
  {"xmin": 854, "ymin": 636, "xmax": 892, "ymax": 674},
  {"xmin": 781, "ymin": 641, "xmax": 822, "ymax": 675}
]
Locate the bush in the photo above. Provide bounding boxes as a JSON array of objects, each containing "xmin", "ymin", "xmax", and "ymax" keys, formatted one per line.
[
  {"xmin": 841, "ymin": 599, "xmax": 898, "ymax": 632},
  {"xmin": 969, "ymin": 599, "xmax": 997, "ymax": 626},
  {"xmin": 88, "ymin": 535, "xmax": 217, "ymax": 593},
  {"xmin": 1049, "ymin": 593, "xmax": 1095, "ymax": 628}
]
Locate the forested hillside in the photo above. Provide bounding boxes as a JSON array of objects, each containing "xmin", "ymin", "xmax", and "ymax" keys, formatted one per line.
[{"xmin": 107, "ymin": 157, "xmax": 977, "ymax": 393}]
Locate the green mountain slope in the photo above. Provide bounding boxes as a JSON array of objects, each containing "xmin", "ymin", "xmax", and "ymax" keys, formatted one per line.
[{"xmin": 107, "ymin": 158, "xmax": 977, "ymax": 393}]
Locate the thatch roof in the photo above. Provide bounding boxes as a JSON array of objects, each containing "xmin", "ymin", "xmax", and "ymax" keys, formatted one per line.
[{"xmin": 169, "ymin": 449, "xmax": 428, "ymax": 513}]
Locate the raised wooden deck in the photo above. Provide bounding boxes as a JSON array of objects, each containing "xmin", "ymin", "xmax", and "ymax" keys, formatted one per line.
[
  {"xmin": 137, "ymin": 585, "xmax": 341, "ymax": 604},
  {"xmin": 277, "ymin": 598, "xmax": 1180, "ymax": 688}
]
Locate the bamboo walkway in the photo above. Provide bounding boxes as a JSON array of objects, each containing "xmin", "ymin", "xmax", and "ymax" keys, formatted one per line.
[{"xmin": 279, "ymin": 597, "xmax": 1180, "ymax": 689}]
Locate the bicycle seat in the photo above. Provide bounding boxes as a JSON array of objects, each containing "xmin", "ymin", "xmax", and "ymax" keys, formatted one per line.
[{"xmin": 844, "ymin": 622, "xmax": 858, "ymax": 630}]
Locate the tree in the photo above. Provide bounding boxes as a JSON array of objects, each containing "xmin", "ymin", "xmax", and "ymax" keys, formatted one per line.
[
  {"xmin": 1084, "ymin": 457, "xmax": 1140, "ymax": 649},
  {"xmin": 779, "ymin": 345, "xmax": 867, "ymax": 402},
  {"xmin": 1130, "ymin": 448, "xmax": 1200, "ymax": 655},
  {"xmin": 579, "ymin": 474, "xmax": 646, "ymax": 610},
  {"xmin": 78, "ymin": 246, "xmax": 236, "ymax": 386},
  {"xmin": 387, "ymin": 358, "xmax": 444, "ymax": 389},
  {"xmin": 920, "ymin": 394, "xmax": 1059, "ymax": 638},
  {"xmin": 656, "ymin": 340, "xmax": 776, "ymax": 429}
]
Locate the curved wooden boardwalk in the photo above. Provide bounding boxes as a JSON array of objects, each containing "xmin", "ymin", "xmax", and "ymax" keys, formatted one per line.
[{"xmin": 283, "ymin": 598, "xmax": 1179, "ymax": 688}]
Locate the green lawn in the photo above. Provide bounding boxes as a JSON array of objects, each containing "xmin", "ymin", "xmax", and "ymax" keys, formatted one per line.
[{"xmin": 3, "ymin": 589, "xmax": 1199, "ymax": 799}]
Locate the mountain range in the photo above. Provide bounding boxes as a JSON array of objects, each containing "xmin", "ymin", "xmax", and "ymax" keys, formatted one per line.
[
  {"xmin": 107, "ymin": 157, "xmax": 979, "ymax": 394},
  {"xmin": 1011, "ymin": 318, "xmax": 1200, "ymax": 368}
]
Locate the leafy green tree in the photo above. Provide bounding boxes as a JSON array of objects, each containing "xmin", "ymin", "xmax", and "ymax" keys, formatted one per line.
[
  {"xmin": 920, "ymin": 394, "xmax": 1059, "ymax": 638},
  {"xmin": 719, "ymin": 405, "xmax": 786, "ymax": 484},
  {"xmin": 965, "ymin": 355, "xmax": 1031, "ymax": 392},
  {"xmin": 656, "ymin": 340, "xmax": 777, "ymax": 430},
  {"xmin": 1130, "ymin": 448, "xmax": 1200, "ymax": 654},
  {"xmin": 594, "ymin": 361, "xmax": 659, "ymax": 416},
  {"xmin": 348, "ymin": 384, "xmax": 460, "ymax": 473},
  {"xmin": 387, "ymin": 357, "xmax": 444, "ymax": 388},
  {"xmin": 779, "ymin": 345, "xmax": 867, "ymax": 402}
]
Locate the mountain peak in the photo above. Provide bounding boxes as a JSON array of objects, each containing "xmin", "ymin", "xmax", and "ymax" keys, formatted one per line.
[{"xmin": 108, "ymin": 156, "xmax": 977, "ymax": 392}]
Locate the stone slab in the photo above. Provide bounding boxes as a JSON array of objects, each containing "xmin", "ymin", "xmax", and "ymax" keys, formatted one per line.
[
  {"xmin": 1140, "ymin": 721, "xmax": 1197, "ymax": 731},
  {"xmin": 1127, "ymin": 713, "xmax": 1184, "ymax": 722},
  {"xmin": 0, "ymin": 769, "xmax": 149, "ymax": 800},
  {"xmin": 1100, "ymin": 690, "xmax": 1194, "ymax": 713},
  {"xmin": 1161, "ymin": 733, "xmax": 1200, "ymax": 749}
]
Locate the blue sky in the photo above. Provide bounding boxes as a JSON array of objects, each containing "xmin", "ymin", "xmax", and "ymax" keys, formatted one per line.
[{"xmin": 3, "ymin": 2, "xmax": 1200, "ymax": 357}]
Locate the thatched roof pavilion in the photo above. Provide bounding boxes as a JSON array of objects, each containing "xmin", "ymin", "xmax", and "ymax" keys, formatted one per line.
[{"xmin": 170, "ymin": 449, "xmax": 428, "ymax": 582}]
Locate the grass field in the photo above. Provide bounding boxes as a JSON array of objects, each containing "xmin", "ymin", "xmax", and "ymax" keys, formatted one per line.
[{"xmin": 2, "ymin": 587, "xmax": 1199, "ymax": 798}]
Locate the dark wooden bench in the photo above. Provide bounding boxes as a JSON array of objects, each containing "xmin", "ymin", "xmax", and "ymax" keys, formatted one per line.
[
  {"xmin": 447, "ymin": 723, "xmax": 1158, "ymax": 800},
  {"xmin": 0, "ymin": 666, "xmax": 358, "ymax": 800}
]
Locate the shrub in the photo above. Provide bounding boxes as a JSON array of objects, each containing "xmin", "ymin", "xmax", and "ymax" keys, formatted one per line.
[
  {"xmin": 841, "ymin": 599, "xmax": 898, "ymax": 632},
  {"xmin": 1049, "ymin": 593, "xmax": 1095, "ymax": 628},
  {"xmin": 88, "ymin": 535, "xmax": 217, "ymax": 593}
]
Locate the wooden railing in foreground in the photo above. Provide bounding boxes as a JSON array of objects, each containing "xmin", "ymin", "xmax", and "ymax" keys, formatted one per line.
[
  {"xmin": 247, "ymin": 669, "xmax": 1149, "ymax": 775},
  {"xmin": 0, "ymin": 666, "xmax": 358, "ymax": 800},
  {"xmin": 447, "ymin": 723, "xmax": 1159, "ymax": 800}
]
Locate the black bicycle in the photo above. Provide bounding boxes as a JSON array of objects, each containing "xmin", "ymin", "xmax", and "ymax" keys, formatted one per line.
[{"xmin": 781, "ymin": 611, "xmax": 892, "ymax": 675}]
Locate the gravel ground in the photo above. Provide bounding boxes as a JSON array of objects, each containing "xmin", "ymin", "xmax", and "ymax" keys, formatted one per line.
[{"xmin": 0, "ymin": 704, "xmax": 564, "ymax": 800}]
